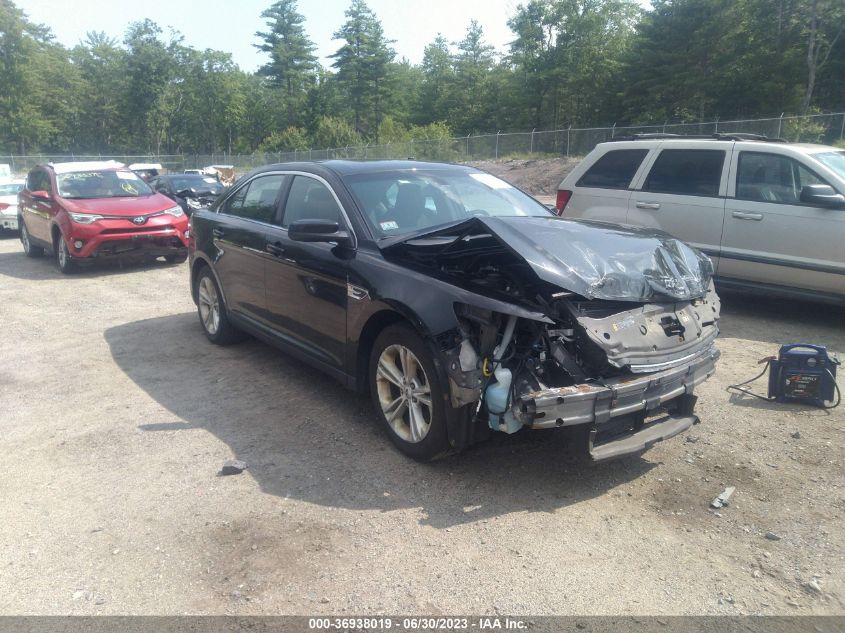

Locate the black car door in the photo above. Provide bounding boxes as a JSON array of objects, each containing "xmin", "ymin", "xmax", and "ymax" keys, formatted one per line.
[
  {"xmin": 263, "ymin": 174, "xmax": 350, "ymax": 371},
  {"xmin": 209, "ymin": 173, "xmax": 287, "ymax": 324}
]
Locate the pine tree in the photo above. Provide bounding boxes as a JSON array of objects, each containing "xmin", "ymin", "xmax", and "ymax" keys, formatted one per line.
[
  {"xmin": 255, "ymin": 0, "xmax": 318, "ymax": 127},
  {"xmin": 330, "ymin": 0, "xmax": 395, "ymax": 137}
]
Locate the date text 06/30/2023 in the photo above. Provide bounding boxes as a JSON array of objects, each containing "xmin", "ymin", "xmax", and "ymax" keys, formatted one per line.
[{"xmin": 308, "ymin": 617, "xmax": 527, "ymax": 630}]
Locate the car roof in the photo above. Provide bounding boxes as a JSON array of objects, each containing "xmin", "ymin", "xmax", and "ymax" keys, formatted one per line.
[
  {"xmin": 253, "ymin": 159, "xmax": 478, "ymax": 177},
  {"xmin": 47, "ymin": 160, "xmax": 127, "ymax": 174},
  {"xmin": 600, "ymin": 137, "xmax": 842, "ymax": 154}
]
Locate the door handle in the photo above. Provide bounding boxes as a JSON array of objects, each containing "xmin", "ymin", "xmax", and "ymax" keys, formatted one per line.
[
  {"xmin": 731, "ymin": 211, "xmax": 763, "ymax": 221},
  {"xmin": 265, "ymin": 242, "xmax": 285, "ymax": 256},
  {"xmin": 212, "ymin": 228, "xmax": 225, "ymax": 238},
  {"xmin": 636, "ymin": 201, "xmax": 661, "ymax": 210}
]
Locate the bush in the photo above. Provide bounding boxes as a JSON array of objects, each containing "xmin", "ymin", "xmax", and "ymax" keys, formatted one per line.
[
  {"xmin": 311, "ymin": 116, "xmax": 361, "ymax": 152},
  {"xmin": 257, "ymin": 127, "xmax": 309, "ymax": 153}
]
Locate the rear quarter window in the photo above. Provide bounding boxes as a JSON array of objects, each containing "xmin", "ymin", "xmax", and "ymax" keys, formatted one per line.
[{"xmin": 576, "ymin": 149, "xmax": 649, "ymax": 189}]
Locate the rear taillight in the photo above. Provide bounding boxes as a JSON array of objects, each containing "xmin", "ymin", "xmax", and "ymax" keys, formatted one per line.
[
  {"xmin": 555, "ymin": 190, "xmax": 572, "ymax": 215},
  {"xmin": 0, "ymin": 203, "xmax": 8, "ymax": 211}
]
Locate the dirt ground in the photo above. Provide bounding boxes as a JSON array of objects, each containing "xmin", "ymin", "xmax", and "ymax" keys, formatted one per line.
[{"xmin": 1, "ymin": 160, "xmax": 844, "ymax": 616}]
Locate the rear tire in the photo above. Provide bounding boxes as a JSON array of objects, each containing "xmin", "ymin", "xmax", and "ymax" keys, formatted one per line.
[
  {"xmin": 54, "ymin": 234, "xmax": 76, "ymax": 274},
  {"xmin": 20, "ymin": 221, "xmax": 44, "ymax": 257},
  {"xmin": 369, "ymin": 324, "xmax": 452, "ymax": 461},
  {"xmin": 195, "ymin": 268, "xmax": 243, "ymax": 345}
]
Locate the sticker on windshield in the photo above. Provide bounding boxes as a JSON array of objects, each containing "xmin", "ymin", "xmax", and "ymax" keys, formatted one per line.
[
  {"xmin": 470, "ymin": 173, "xmax": 511, "ymax": 189},
  {"xmin": 116, "ymin": 171, "xmax": 136, "ymax": 180},
  {"xmin": 380, "ymin": 220, "xmax": 399, "ymax": 231}
]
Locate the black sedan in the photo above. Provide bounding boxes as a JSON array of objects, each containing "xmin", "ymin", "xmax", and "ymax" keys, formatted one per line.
[
  {"xmin": 188, "ymin": 160, "xmax": 721, "ymax": 461},
  {"xmin": 150, "ymin": 174, "xmax": 225, "ymax": 216}
]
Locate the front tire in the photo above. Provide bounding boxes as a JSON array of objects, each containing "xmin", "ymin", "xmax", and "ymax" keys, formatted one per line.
[
  {"xmin": 54, "ymin": 234, "xmax": 76, "ymax": 274},
  {"xmin": 195, "ymin": 268, "xmax": 243, "ymax": 345},
  {"xmin": 369, "ymin": 324, "xmax": 451, "ymax": 460},
  {"xmin": 20, "ymin": 221, "xmax": 44, "ymax": 257}
]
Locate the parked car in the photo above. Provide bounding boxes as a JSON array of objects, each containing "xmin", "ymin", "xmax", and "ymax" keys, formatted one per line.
[
  {"xmin": 557, "ymin": 134, "xmax": 845, "ymax": 304},
  {"xmin": 149, "ymin": 173, "xmax": 225, "ymax": 216},
  {"xmin": 128, "ymin": 162, "xmax": 163, "ymax": 182},
  {"xmin": 18, "ymin": 160, "xmax": 190, "ymax": 273},
  {"xmin": 189, "ymin": 160, "xmax": 720, "ymax": 461},
  {"xmin": 0, "ymin": 179, "xmax": 25, "ymax": 232}
]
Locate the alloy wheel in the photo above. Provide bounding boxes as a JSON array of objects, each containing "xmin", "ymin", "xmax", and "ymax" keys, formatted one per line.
[
  {"xmin": 198, "ymin": 276, "xmax": 221, "ymax": 335},
  {"xmin": 57, "ymin": 238, "xmax": 69, "ymax": 269},
  {"xmin": 21, "ymin": 224, "xmax": 30, "ymax": 253},
  {"xmin": 375, "ymin": 344, "xmax": 433, "ymax": 443}
]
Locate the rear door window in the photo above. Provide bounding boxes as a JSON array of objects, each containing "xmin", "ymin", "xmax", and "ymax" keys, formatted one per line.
[
  {"xmin": 643, "ymin": 149, "xmax": 725, "ymax": 196},
  {"xmin": 576, "ymin": 149, "xmax": 649, "ymax": 189}
]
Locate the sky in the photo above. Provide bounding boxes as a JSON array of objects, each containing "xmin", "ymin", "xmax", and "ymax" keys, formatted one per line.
[{"xmin": 22, "ymin": 0, "xmax": 523, "ymax": 71}]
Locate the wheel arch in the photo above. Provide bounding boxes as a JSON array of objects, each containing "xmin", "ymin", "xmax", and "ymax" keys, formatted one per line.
[{"xmin": 190, "ymin": 254, "xmax": 228, "ymax": 307}]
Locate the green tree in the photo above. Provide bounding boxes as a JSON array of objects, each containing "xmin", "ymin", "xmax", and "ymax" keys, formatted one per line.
[
  {"xmin": 258, "ymin": 126, "xmax": 309, "ymax": 152},
  {"xmin": 311, "ymin": 115, "xmax": 361, "ymax": 148},
  {"xmin": 330, "ymin": 0, "xmax": 395, "ymax": 138},
  {"xmin": 123, "ymin": 20, "xmax": 180, "ymax": 152},
  {"xmin": 451, "ymin": 20, "xmax": 496, "ymax": 133},
  {"xmin": 417, "ymin": 35, "xmax": 455, "ymax": 125},
  {"xmin": 0, "ymin": 0, "xmax": 54, "ymax": 153},
  {"xmin": 255, "ymin": 0, "xmax": 317, "ymax": 127},
  {"xmin": 72, "ymin": 32, "xmax": 129, "ymax": 152}
]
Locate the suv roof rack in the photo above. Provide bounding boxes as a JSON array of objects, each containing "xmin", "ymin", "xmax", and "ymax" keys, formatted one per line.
[{"xmin": 609, "ymin": 132, "xmax": 787, "ymax": 143}]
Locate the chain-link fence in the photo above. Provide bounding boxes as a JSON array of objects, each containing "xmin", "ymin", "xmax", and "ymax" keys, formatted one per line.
[{"xmin": 3, "ymin": 111, "xmax": 843, "ymax": 177}]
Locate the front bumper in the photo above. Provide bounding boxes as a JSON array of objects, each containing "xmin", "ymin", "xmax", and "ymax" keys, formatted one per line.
[
  {"xmin": 518, "ymin": 344, "xmax": 720, "ymax": 460},
  {"xmin": 64, "ymin": 217, "xmax": 190, "ymax": 259}
]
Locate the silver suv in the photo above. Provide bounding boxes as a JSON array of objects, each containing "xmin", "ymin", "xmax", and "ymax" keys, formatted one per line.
[{"xmin": 557, "ymin": 135, "xmax": 845, "ymax": 304}]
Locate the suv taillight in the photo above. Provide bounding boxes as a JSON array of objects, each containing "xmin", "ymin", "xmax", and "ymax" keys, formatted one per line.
[
  {"xmin": 555, "ymin": 189, "xmax": 572, "ymax": 215},
  {"xmin": 0, "ymin": 203, "xmax": 8, "ymax": 211}
]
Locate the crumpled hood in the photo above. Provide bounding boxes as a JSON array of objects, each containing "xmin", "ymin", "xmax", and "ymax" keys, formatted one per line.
[{"xmin": 382, "ymin": 215, "xmax": 714, "ymax": 302}]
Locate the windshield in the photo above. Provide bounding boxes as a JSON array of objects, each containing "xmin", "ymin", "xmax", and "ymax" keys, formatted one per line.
[
  {"xmin": 56, "ymin": 170, "xmax": 153, "ymax": 199},
  {"xmin": 344, "ymin": 169, "xmax": 552, "ymax": 239},
  {"xmin": 815, "ymin": 151, "xmax": 845, "ymax": 181},
  {"xmin": 0, "ymin": 183, "xmax": 23, "ymax": 196},
  {"xmin": 169, "ymin": 175, "xmax": 223, "ymax": 193}
]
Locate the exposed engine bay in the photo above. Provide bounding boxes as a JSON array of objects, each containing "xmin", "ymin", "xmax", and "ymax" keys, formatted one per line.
[{"xmin": 383, "ymin": 215, "xmax": 721, "ymax": 459}]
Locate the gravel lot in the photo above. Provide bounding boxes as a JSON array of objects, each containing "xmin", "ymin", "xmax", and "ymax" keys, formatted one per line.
[{"xmin": 1, "ymin": 228, "xmax": 844, "ymax": 616}]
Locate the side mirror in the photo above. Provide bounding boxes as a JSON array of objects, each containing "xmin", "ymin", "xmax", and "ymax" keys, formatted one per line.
[
  {"xmin": 289, "ymin": 219, "xmax": 352, "ymax": 247},
  {"xmin": 32, "ymin": 190, "xmax": 52, "ymax": 202},
  {"xmin": 800, "ymin": 184, "xmax": 845, "ymax": 207}
]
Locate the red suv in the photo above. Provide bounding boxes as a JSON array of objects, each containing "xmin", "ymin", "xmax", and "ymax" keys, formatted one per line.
[{"xmin": 18, "ymin": 161, "xmax": 190, "ymax": 273}]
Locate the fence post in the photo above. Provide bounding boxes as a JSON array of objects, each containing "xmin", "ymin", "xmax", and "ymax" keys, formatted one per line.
[
  {"xmin": 777, "ymin": 113, "xmax": 784, "ymax": 139},
  {"xmin": 465, "ymin": 134, "xmax": 470, "ymax": 158},
  {"xmin": 662, "ymin": 120, "xmax": 667, "ymax": 134},
  {"xmin": 495, "ymin": 131, "xmax": 500, "ymax": 159},
  {"xmin": 611, "ymin": 122, "xmax": 616, "ymax": 139},
  {"xmin": 530, "ymin": 128, "xmax": 535, "ymax": 155},
  {"xmin": 714, "ymin": 116, "xmax": 719, "ymax": 134},
  {"xmin": 566, "ymin": 125, "xmax": 572, "ymax": 157},
  {"xmin": 840, "ymin": 112, "xmax": 844, "ymax": 140}
]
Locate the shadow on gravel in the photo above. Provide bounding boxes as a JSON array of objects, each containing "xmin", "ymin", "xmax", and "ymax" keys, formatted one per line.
[
  {"xmin": 0, "ymin": 249, "xmax": 183, "ymax": 281},
  {"xmin": 717, "ymin": 290, "xmax": 845, "ymax": 348},
  {"xmin": 106, "ymin": 312, "xmax": 655, "ymax": 529}
]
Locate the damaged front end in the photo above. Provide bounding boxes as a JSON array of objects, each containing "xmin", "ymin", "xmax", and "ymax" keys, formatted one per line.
[{"xmin": 383, "ymin": 215, "xmax": 721, "ymax": 461}]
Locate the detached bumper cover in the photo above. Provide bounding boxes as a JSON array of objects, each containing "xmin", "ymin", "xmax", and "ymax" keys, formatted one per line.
[{"xmin": 518, "ymin": 343, "xmax": 720, "ymax": 459}]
